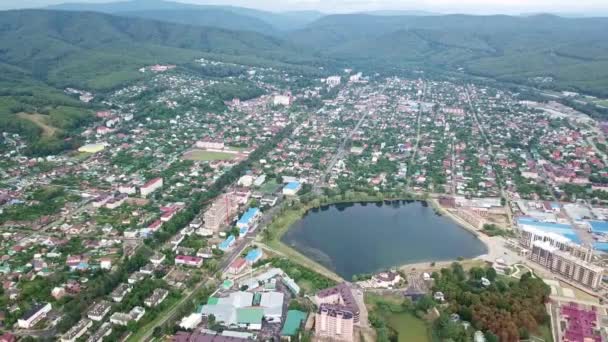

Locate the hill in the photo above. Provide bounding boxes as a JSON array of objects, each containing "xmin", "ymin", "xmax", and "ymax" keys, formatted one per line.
[
  {"xmin": 118, "ymin": 9, "xmax": 279, "ymax": 35},
  {"xmin": 0, "ymin": 9, "xmax": 318, "ymax": 156},
  {"xmin": 289, "ymin": 14, "xmax": 608, "ymax": 96},
  {"xmin": 47, "ymin": 0, "xmax": 323, "ymax": 31}
]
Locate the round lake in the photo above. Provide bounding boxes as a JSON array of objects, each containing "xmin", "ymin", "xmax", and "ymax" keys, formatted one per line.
[{"xmin": 281, "ymin": 201, "xmax": 488, "ymax": 279}]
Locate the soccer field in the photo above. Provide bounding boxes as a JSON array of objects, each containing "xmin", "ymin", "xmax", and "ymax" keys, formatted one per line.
[{"xmin": 183, "ymin": 150, "xmax": 237, "ymax": 161}]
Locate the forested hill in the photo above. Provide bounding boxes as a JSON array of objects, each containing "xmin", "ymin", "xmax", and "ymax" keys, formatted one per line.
[
  {"xmin": 117, "ymin": 9, "xmax": 279, "ymax": 35},
  {"xmin": 46, "ymin": 0, "xmax": 324, "ymax": 31},
  {"xmin": 0, "ymin": 9, "xmax": 310, "ymax": 90},
  {"xmin": 0, "ymin": 9, "xmax": 318, "ymax": 156},
  {"xmin": 289, "ymin": 13, "xmax": 608, "ymax": 96}
]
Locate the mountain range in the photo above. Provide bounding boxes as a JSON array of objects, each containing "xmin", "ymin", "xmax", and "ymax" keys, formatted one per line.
[{"xmin": 1, "ymin": 0, "xmax": 608, "ymax": 156}]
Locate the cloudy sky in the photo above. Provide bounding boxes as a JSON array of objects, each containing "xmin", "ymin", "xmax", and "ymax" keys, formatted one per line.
[{"xmin": 2, "ymin": 0, "xmax": 608, "ymax": 15}]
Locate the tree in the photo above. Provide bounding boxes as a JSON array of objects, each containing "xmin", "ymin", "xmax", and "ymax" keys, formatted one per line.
[{"xmin": 486, "ymin": 267, "xmax": 497, "ymax": 282}]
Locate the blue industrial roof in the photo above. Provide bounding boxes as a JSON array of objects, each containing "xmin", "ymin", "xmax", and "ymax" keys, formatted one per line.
[
  {"xmin": 245, "ymin": 249, "xmax": 262, "ymax": 262},
  {"xmin": 517, "ymin": 217, "xmax": 581, "ymax": 244},
  {"xmin": 237, "ymin": 208, "xmax": 259, "ymax": 226},
  {"xmin": 589, "ymin": 221, "xmax": 608, "ymax": 234},
  {"xmin": 284, "ymin": 182, "xmax": 301, "ymax": 190}
]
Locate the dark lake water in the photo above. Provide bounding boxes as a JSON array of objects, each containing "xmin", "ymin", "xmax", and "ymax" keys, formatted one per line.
[{"xmin": 281, "ymin": 201, "xmax": 488, "ymax": 279}]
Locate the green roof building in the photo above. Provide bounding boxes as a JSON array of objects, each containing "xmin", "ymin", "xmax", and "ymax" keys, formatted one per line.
[
  {"xmin": 281, "ymin": 310, "xmax": 307, "ymax": 337},
  {"xmin": 236, "ymin": 307, "xmax": 264, "ymax": 330}
]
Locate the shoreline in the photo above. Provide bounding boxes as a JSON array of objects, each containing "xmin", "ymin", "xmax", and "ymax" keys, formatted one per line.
[{"xmin": 263, "ymin": 194, "xmax": 502, "ymax": 281}]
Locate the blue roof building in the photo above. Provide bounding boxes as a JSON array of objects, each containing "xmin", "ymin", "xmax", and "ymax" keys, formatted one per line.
[
  {"xmin": 589, "ymin": 221, "xmax": 608, "ymax": 234},
  {"xmin": 219, "ymin": 235, "xmax": 236, "ymax": 251},
  {"xmin": 517, "ymin": 217, "xmax": 580, "ymax": 243},
  {"xmin": 237, "ymin": 208, "xmax": 260, "ymax": 229},
  {"xmin": 245, "ymin": 248, "xmax": 263, "ymax": 264},
  {"xmin": 282, "ymin": 181, "xmax": 302, "ymax": 196}
]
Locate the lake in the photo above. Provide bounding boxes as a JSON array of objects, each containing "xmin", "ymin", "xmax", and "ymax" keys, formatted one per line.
[{"xmin": 281, "ymin": 201, "xmax": 487, "ymax": 279}]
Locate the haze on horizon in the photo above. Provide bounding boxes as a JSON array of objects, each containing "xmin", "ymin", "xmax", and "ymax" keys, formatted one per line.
[{"xmin": 2, "ymin": 0, "xmax": 608, "ymax": 15}]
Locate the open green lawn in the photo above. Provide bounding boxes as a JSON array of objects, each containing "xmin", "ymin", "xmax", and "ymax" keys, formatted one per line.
[
  {"xmin": 531, "ymin": 323, "xmax": 554, "ymax": 342},
  {"xmin": 183, "ymin": 149, "xmax": 238, "ymax": 161},
  {"xmin": 259, "ymin": 179, "xmax": 279, "ymax": 194},
  {"xmin": 387, "ymin": 313, "xmax": 431, "ymax": 342}
]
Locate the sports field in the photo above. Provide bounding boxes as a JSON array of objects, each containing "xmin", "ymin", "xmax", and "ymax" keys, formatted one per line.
[{"xmin": 183, "ymin": 149, "xmax": 237, "ymax": 161}]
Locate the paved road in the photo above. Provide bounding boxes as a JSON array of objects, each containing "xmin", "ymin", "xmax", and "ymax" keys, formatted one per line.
[
  {"xmin": 464, "ymin": 85, "xmax": 514, "ymax": 225},
  {"xmin": 313, "ymin": 110, "xmax": 369, "ymax": 194}
]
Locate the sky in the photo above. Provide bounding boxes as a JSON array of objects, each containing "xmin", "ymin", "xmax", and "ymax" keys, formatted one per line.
[{"xmin": 2, "ymin": 0, "xmax": 608, "ymax": 15}]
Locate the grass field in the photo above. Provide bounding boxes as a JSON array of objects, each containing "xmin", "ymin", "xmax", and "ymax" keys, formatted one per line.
[
  {"xmin": 183, "ymin": 149, "xmax": 238, "ymax": 161},
  {"xmin": 388, "ymin": 313, "xmax": 431, "ymax": 342},
  {"xmin": 259, "ymin": 179, "xmax": 279, "ymax": 194},
  {"xmin": 16, "ymin": 113, "xmax": 59, "ymax": 137},
  {"xmin": 364, "ymin": 293, "xmax": 431, "ymax": 342}
]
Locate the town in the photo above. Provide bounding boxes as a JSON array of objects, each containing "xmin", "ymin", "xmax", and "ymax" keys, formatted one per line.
[{"xmin": 1, "ymin": 58, "xmax": 608, "ymax": 342}]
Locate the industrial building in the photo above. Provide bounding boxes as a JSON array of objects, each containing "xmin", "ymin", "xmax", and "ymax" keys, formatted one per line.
[{"xmin": 200, "ymin": 291, "xmax": 284, "ymax": 329}]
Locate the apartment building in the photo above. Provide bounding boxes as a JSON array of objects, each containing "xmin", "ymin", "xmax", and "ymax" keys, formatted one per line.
[{"xmin": 530, "ymin": 240, "xmax": 604, "ymax": 290}]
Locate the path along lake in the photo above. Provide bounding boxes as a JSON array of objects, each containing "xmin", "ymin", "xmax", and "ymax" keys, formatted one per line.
[{"xmin": 281, "ymin": 201, "xmax": 488, "ymax": 279}]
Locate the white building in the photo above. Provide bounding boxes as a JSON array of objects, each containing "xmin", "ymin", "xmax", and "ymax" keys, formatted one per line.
[
  {"xmin": 140, "ymin": 178, "xmax": 163, "ymax": 197},
  {"xmin": 326, "ymin": 76, "xmax": 341, "ymax": 87},
  {"xmin": 179, "ymin": 313, "xmax": 202, "ymax": 330},
  {"xmin": 273, "ymin": 95, "xmax": 291, "ymax": 106},
  {"xmin": 18, "ymin": 303, "xmax": 52, "ymax": 329}
]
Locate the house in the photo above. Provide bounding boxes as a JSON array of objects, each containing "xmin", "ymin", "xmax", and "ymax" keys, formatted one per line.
[
  {"xmin": 282, "ymin": 182, "xmax": 302, "ymax": 196},
  {"xmin": 326, "ymin": 76, "xmax": 341, "ymax": 87},
  {"xmin": 144, "ymin": 288, "xmax": 169, "ymax": 308},
  {"xmin": 128, "ymin": 272, "xmax": 148, "ymax": 284},
  {"xmin": 105, "ymin": 194, "xmax": 127, "ymax": 209},
  {"xmin": 51, "ymin": 287, "xmax": 66, "ymax": 300},
  {"xmin": 150, "ymin": 253, "xmax": 166, "ymax": 265},
  {"xmin": 175, "ymin": 255, "xmax": 203, "ymax": 268},
  {"xmin": 118, "ymin": 184, "xmax": 137, "ymax": 195},
  {"xmin": 140, "ymin": 178, "xmax": 163, "ymax": 197},
  {"xmin": 236, "ymin": 208, "xmax": 261, "ymax": 230},
  {"xmin": 87, "ymin": 322, "xmax": 112, "ymax": 342},
  {"xmin": 87, "ymin": 301, "xmax": 112, "ymax": 321},
  {"xmin": 109, "ymin": 307, "xmax": 145, "ymax": 326},
  {"xmin": 17, "ymin": 303, "xmax": 51, "ymax": 329},
  {"xmin": 228, "ymin": 257, "xmax": 247, "ymax": 275},
  {"xmin": 372, "ymin": 271, "xmax": 401, "ymax": 288},
  {"xmin": 273, "ymin": 95, "xmax": 291, "ymax": 106},
  {"xmin": 99, "ymin": 258, "xmax": 112, "ymax": 270},
  {"xmin": 60, "ymin": 318, "xmax": 92, "ymax": 342},
  {"xmin": 218, "ymin": 235, "xmax": 236, "ymax": 251},
  {"xmin": 245, "ymin": 249, "xmax": 263, "ymax": 264},
  {"xmin": 110, "ymin": 283, "xmax": 131, "ymax": 302}
]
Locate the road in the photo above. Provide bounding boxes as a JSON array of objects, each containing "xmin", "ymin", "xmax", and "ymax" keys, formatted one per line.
[
  {"xmin": 313, "ymin": 110, "xmax": 369, "ymax": 194},
  {"xmin": 464, "ymin": 85, "xmax": 514, "ymax": 225},
  {"xmin": 405, "ymin": 86, "xmax": 425, "ymax": 192}
]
